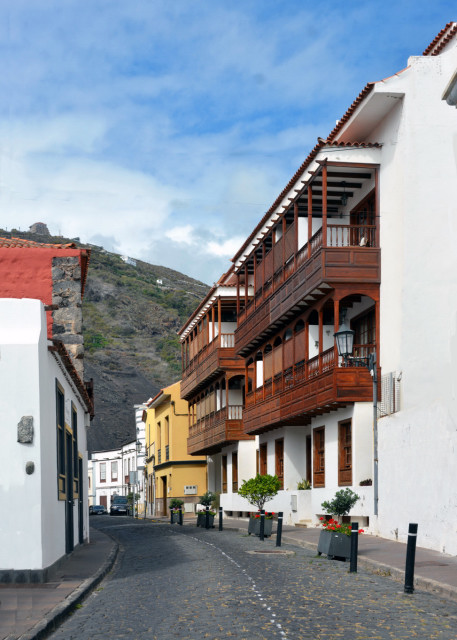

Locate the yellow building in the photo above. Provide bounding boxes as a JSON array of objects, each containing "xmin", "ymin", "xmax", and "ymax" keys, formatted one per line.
[{"xmin": 145, "ymin": 380, "xmax": 207, "ymax": 517}]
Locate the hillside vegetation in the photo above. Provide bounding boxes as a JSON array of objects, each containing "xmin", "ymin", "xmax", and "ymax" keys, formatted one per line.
[{"xmin": 0, "ymin": 229, "xmax": 209, "ymax": 451}]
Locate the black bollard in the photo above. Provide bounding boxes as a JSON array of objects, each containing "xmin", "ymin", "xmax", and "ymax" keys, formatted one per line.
[
  {"xmin": 276, "ymin": 511, "xmax": 283, "ymax": 547},
  {"xmin": 219, "ymin": 506, "xmax": 223, "ymax": 531},
  {"xmin": 205, "ymin": 505, "xmax": 210, "ymax": 530},
  {"xmin": 349, "ymin": 522, "xmax": 359, "ymax": 573},
  {"xmin": 259, "ymin": 509, "xmax": 265, "ymax": 541},
  {"xmin": 404, "ymin": 523, "xmax": 418, "ymax": 594},
  {"xmin": 179, "ymin": 507, "xmax": 183, "ymax": 526},
  {"xmin": 170, "ymin": 509, "xmax": 173, "ymax": 525}
]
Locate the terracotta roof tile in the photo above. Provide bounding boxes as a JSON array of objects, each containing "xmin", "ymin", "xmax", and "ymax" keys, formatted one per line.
[
  {"xmin": 325, "ymin": 141, "xmax": 382, "ymax": 149},
  {"xmin": 423, "ymin": 22, "xmax": 457, "ymax": 56},
  {"xmin": 0, "ymin": 237, "xmax": 77, "ymax": 249}
]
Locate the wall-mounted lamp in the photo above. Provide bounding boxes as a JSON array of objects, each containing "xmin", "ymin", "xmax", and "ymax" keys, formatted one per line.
[{"xmin": 341, "ymin": 181, "xmax": 348, "ymax": 207}]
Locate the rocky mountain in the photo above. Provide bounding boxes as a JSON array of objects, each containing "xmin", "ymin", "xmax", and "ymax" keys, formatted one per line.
[{"xmin": 0, "ymin": 229, "xmax": 209, "ymax": 452}]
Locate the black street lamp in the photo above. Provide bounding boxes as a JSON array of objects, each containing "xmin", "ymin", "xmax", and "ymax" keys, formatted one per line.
[{"xmin": 334, "ymin": 317, "xmax": 379, "ymax": 517}]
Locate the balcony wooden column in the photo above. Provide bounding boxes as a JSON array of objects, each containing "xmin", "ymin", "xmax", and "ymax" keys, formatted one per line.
[
  {"xmin": 236, "ymin": 272, "xmax": 240, "ymax": 315},
  {"xmin": 244, "ymin": 265, "xmax": 249, "ymax": 310},
  {"xmin": 244, "ymin": 363, "xmax": 249, "ymax": 404},
  {"xmin": 294, "ymin": 201, "xmax": 299, "ymax": 265},
  {"xmin": 218, "ymin": 297, "xmax": 221, "ymax": 339},
  {"xmin": 253, "ymin": 253, "xmax": 257, "ymax": 305},
  {"xmin": 262, "ymin": 241, "xmax": 265, "ymax": 290},
  {"xmin": 282, "ymin": 214, "xmax": 286, "ymax": 282},
  {"xmin": 318, "ymin": 308, "xmax": 323, "ymax": 374},
  {"xmin": 304, "ymin": 320, "xmax": 309, "ymax": 378},
  {"xmin": 211, "ymin": 304, "xmax": 215, "ymax": 343},
  {"xmin": 322, "ymin": 165, "xmax": 328, "ymax": 248},
  {"xmin": 307, "ymin": 187, "xmax": 313, "ymax": 259},
  {"xmin": 333, "ymin": 298, "xmax": 340, "ymax": 363},
  {"xmin": 206, "ymin": 310, "xmax": 210, "ymax": 346}
]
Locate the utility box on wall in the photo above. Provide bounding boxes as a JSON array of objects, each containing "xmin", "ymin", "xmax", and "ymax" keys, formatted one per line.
[{"xmin": 184, "ymin": 485, "xmax": 197, "ymax": 495}]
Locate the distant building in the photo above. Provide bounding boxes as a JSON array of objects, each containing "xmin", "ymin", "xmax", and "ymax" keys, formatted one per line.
[
  {"xmin": 120, "ymin": 255, "xmax": 137, "ymax": 267},
  {"xmin": 88, "ymin": 440, "xmax": 140, "ymax": 510},
  {"xmin": 144, "ymin": 381, "xmax": 207, "ymax": 517},
  {"xmin": 29, "ymin": 222, "xmax": 51, "ymax": 236}
]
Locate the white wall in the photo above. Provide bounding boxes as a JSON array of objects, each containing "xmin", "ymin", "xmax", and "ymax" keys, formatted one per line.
[{"xmin": 0, "ymin": 299, "xmax": 89, "ymax": 572}]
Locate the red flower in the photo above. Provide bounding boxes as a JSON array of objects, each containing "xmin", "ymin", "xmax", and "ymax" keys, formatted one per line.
[
  {"xmin": 359, "ymin": 529, "xmax": 364, "ymax": 534},
  {"xmin": 320, "ymin": 516, "xmax": 324, "ymax": 520}
]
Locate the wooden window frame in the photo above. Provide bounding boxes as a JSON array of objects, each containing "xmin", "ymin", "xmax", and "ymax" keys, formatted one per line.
[
  {"xmin": 111, "ymin": 460, "xmax": 118, "ymax": 482},
  {"xmin": 313, "ymin": 426, "xmax": 325, "ymax": 488},
  {"xmin": 56, "ymin": 380, "xmax": 66, "ymax": 500},
  {"xmin": 259, "ymin": 443, "xmax": 267, "ymax": 476},
  {"xmin": 100, "ymin": 462, "xmax": 106, "ymax": 483},
  {"xmin": 232, "ymin": 452, "xmax": 238, "ymax": 493},
  {"xmin": 275, "ymin": 438, "xmax": 284, "ymax": 490},
  {"xmin": 338, "ymin": 419, "xmax": 352, "ymax": 486},
  {"xmin": 222, "ymin": 455, "xmax": 227, "ymax": 493}
]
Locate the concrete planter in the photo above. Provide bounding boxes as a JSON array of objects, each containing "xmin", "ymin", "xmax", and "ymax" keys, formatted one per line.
[
  {"xmin": 248, "ymin": 517, "xmax": 273, "ymax": 537},
  {"xmin": 317, "ymin": 530, "xmax": 351, "ymax": 560},
  {"xmin": 196, "ymin": 513, "xmax": 215, "ymax": 528},
  {"xmin": 171, "ymin": 512, "xmax": 181, "ymax": 524}
]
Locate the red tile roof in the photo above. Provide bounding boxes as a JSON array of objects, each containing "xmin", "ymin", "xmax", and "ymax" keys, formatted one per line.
[
  {"xmin": 0, "ymin": 237, "xmax": 78, "ymax": 249},
  {"xmin": 325, "ymin": 141, "xmax": 382, "ymax": 149},
  {"xmin": 423, "ymin": 22, "xmax": 457, "ymax": 56}
]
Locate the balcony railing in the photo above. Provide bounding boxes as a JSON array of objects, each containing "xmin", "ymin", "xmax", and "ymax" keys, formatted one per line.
[
  {"xmin": 184, "ymin": 332, "xmax": 235, "ymax": 374},
  {"xmin": 189, "ymin": 405, "xmax": 243, "ymax": 437},
  {"xmin": 237, "ymin": 223, "xmax": 379, "ymax": 343},
  {"xmin": 165, "ymin": 445, "xmax": 169, "ymax": 461},
  {"xmin": 246, "ymin": 346, "xmax": 375, "ymax": 405}
]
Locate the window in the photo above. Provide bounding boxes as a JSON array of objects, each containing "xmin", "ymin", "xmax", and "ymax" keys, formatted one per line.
[
  {"xmin": 72, "ymin": 405, "xmax": 79, "ymax": 497},
  {"xmin": 100, "ymin": 463, "xmax": 106, "ymax": 483},
  {"xmin": 313, "ymin": 427, "xmax": 325, "ymax": 487},
  {"xmin": 275, "ymin": 439, "xmax": 284, "ymax": 489},
  {"xmin": 111, "ymin": 461, "xmax": 118, "ymax": 482},
  {"xmin": 259, "ymin": 443, "xmax": 267, "ymax": 475},
  {"xmin": 338, "ymin": 420, "xmax": 352, "ymax": 486},
  {"xmin": 352, "ymin": 308, "xmax": 375, "ymax": 359},
  {"xmin": 222, "ymin": 455, "xmax": 227, "ymax": 492},
  {"xmin": 165, "ymin": 416, "xmax": 169, "ymax": 446},
  {"xmin": 232, "ymin": 452, "xmax": 238, "ymax": 492},
  {"xmin": 56, "ymin": 382, "xmax": 66, "ymax": 500}
]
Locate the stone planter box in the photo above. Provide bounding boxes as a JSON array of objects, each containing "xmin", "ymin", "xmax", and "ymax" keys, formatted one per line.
[
  {"xmin": 196, "ymin": 513, "xmax": 215, "ymax": 528},
  {"xmin": 171, "ymin": 512, "xmax": 181, "ymax": 524},
  {"xmin": 248, "ymin": 517, "xmax": 273, "ymax": 537},
  {"xmin": 317, "ymin": 530, "xmax": 351, "ymax": 560}
]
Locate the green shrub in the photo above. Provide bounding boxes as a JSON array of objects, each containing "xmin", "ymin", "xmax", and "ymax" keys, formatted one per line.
[
  {"xmin": 199, "ymin": 491, "xmax": 216, "ymax": 507},
  {"xmin": 169, "ymin": 498, "xmax": 184, "ymax": 510},
  {"xmin": 321, "ymin": 488, "xmax": 359, "ymax": 517},
  {"xmin": 237, "ymin": 474, "xmax": 281, "ymax": 511}
]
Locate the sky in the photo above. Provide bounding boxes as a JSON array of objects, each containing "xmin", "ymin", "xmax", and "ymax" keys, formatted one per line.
[{"xmin": 0, "ymin": 1, "xmax": 454, "ymax": 284}]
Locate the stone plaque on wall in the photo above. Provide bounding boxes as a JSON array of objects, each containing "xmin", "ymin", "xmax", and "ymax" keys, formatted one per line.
[{"xmin": 17, "ymin": 416, "xmax": 34, "ymax": 443}]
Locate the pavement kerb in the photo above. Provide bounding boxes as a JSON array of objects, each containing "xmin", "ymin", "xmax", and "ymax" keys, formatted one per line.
[
  {"xmin": 220, "ymin": 524, "xmax": 457, "ymax": 604},
  {"xmin": 15, "ymin": 531, "xmax": 119, "ymax": 640}
]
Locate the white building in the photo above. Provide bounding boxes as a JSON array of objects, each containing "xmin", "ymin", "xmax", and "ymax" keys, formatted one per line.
[
  {"xmin": 0, "ymin": 299, "xmax": 92, "ymax": 581},
  {"xmin": 179, "ymin": 23, "xmax": 457, "ymax": 554}
]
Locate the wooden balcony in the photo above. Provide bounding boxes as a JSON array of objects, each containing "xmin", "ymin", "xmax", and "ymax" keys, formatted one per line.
[
  {"xmin": 187, "ymin": 405, "xmax": 254, "ymax": 455},
  {"xmin": 243, "ymin": 355, "xmax": 377, "ymax": 436},
  {"xmin": 181, "ymin": 333, "xmax": 243, "ymax": 399},
  {"xmin": 236, "ymin": 231, "xmax": 380, "ymax": 356}
]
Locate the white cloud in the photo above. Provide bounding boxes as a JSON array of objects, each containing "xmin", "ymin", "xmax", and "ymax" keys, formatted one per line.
[
  {"xmin": 165, "ymin": 225, "xmax": 195, "ymax": 245},
  {"xmin": 206, "ymin": 237, "xmax": 245, "ymax": 258}
]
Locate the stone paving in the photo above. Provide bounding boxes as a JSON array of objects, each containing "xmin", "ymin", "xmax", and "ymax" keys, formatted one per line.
[{"xmin": 48, "ymin": 518, "xmax": 457, "ymax": 640}]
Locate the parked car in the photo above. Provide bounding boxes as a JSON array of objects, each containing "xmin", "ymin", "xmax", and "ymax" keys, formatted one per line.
[
  {"xmin": 89, "ymin": 505, "xmax": 108, "ymax": 515},
  {"xmin": 110, "ymin": 496, "xmax": 130, "ymax": 516}
]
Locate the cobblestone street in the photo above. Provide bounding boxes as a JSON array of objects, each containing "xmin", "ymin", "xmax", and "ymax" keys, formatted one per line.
[{"xmin": 49, "ymin": 518, "xmax": 457, "ymax": 640}]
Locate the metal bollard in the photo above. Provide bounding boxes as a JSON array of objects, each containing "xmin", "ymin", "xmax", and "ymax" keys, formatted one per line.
[
  {"xmin": 349, "ymin": 522, "xmax": 359, "ymax": 573},
  {"xmin": 205, "ymin": 505, "xmax": 210, "ymax": 530},
  {"xmin": 170, "ymin": 510, "xmax": 173, "ymax": 525},
  {"xmin": 404, "ymin": 523, "xmax": 418, "ymax": 594},
  {"xmin": 179, "ymin": 507, "xmax": 183, "ymax": 526},
  {"xmin": 219, "ymin": 506, "xmax": 223, "ymax": 531},
  {"xmin": 276, "ymin": 511, "xmax": 283, "ymax": 547},
  {"xmin": 259, "ymin": 509, "xmax": 265, "ymax": 541}
]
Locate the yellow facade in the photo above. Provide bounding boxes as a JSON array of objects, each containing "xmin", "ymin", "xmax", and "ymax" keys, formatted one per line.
[{"xmin": 145, "ymin": 380, "xmax": 207, "ymax": 516}]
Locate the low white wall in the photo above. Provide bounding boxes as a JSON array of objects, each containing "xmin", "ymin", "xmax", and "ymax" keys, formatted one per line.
[{"xmin": 377, "ymin": 405, "xmax": 457, "ymax": 554}]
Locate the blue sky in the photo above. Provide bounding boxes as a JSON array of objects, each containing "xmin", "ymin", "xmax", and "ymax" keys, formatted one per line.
[{"xmin": 0, "ymin": 1, "xmax": 454, "ymax": 284}]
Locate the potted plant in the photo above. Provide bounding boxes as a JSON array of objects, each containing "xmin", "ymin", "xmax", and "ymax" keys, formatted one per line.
[
  {"xmin": 317, "ymin": 489, "xmax": 361, "ymax": 560},
  {"xmin": 297, "ymin": 478, "xmax": 311, "ymax": 490},
  {"xmin": 169, "ymin": 498, "xmax": 184, "ymax": 523},
  {"xmin": 196, "ymin": 491, "xmax": 216, "ymax": 527},
  {"xmin": 237, "ymin": 474, "xmax": 281, "ymax": 537},
  {"xmin": 248, "ymin": 511, "xmax": 275, "ymax": 537}
]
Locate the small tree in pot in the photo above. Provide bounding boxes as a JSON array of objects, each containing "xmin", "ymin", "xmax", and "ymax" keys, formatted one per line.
[
  {"xmin": 238, "ymin": 474, "xmax": 281, "ymax": 537},
  {"xmin": 169, "ymin": 498, "xmax": 184, "ymax": 523},
  {"xmin": 197, "ymin": 491, "xmax": 217, "ymax": 527},
  {"xmin": 318, "ymin": 489, "xmax": 361, "ymax": 560}
]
